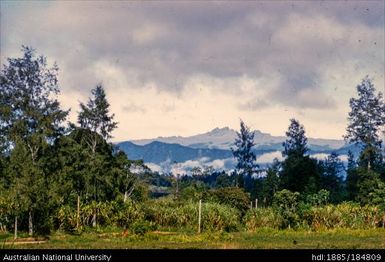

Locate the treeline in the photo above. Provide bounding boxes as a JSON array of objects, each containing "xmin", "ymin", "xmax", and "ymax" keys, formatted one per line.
[{"xmin": 0, "ymin": 47, "xmax": 385, "ymax": 237}]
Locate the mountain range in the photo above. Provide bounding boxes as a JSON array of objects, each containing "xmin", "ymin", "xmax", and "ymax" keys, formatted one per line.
[{"xmin": 116, "ymin": 127, "xmax": 354, "ymax": 167}]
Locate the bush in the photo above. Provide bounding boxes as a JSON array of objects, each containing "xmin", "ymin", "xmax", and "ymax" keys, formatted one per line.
[
  {"xmin": 143, "ymin": 197, "xmax": 240, "ymax": 232},
  {"xmin": 273, "ymin": 189, "xmax": 300, "ymax": 228},
  {"xmin": 130, "ymin": 220, "xmax": 155, "ymax": 235},
  {"xmin": 203, "ymin": 187, "xmax": 250, "ymax": 215},
  {"xmin": 113, "ymin": 200, "xmax": 145, "ymax": 228},
  {"xmin": 243, "ymin": 208, "xmax": 283, "ymax": 230},
  {"xmin": 201, "ymin": 202, "xmax": 240, "ymax": 232},
  {"xmin": 305, "ymin": 189, "xmax": 330, "ymax": 206},
  {"xmin": 56, "ymin": 205, "xmax": 78, "ymax": 233},
  {"xmin": 56, "ymin": 200, "xmax": 144, "ymax": 232},
  {"xmin": 303, "ymin": 202, "xmax": 385, "ymax": 230}
]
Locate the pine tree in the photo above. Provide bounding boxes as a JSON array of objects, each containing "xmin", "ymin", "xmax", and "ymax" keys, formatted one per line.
[
  {"xmin": 280, "ymin": 119, "xmax": 320, "ymax": 195},
  {"xmin": 283, "ymin": 119, "xmax": 308, "ymax": 157},
  {"xmin": 77, "ymin": 84, "xmax": 117, "ymax": 227},
  {"xmin": 344, "ymin": 77, "xmax": 385, "ymax": 204},
  {"xmin": 231, "ymin": 120, "xmax": 258, "ymax": 191},
  {"xmin": 345, "ymin": 76, "xmax": 385, "ymax": 170},
  {"xmin": 0, "ymin": 46, "xmax": 68, "ymax": 235}
]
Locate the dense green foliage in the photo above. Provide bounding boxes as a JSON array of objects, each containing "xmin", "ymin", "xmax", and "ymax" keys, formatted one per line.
[{"xmin": 244, "ymin": 202, "xmax": 385, "ymax": 231}]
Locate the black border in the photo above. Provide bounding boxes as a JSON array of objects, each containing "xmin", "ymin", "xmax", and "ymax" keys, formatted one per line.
[{"xmin": 1, "ymin": 249, "xmax": 385, "ymax": 262}]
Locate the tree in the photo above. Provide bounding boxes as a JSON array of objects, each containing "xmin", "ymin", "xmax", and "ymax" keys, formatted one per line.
[
  {"xmin": 78, "ymin": 84, "xmax": 118, "ymax": 153},
  {"xmin": 272, "ymin": 189, "xmax": 300, "ymax": 228},
  {"xmin": 112, "ymin": 150, "xmax": 146, "ymax": 202},
  {"xmin": 320, "ymin": 152, "xmax": 345, "ymax": 203},
  {"xmin": 345, "ymin": 76, "xmax": 385, "ymax": 170},
  {"xmin": 280, "ymin": 119, "xmax": 320, "ymax": 195},
  {"xmin": 261, "ymin": 158, "xmax": 281, "ymax": 206},
  {"xmin": 216, "ymin": 171, "xmax": 235, "ymax": 188},
  {"xmin": 54, "ymin": 127, "xmax": 90, "ymax": 230},
  {"xmin": 231, "ymin": 120, "xmax": 259, "ymax": 191},
  {"xmin": 77, "ymin": 84, "xmax": 117, "ymax": 226},
  {"xmin": 203, "ymin": 187, "xmax": 251, "ymax": 215},
  {"xmin": 283, "ymin": 119, "xmax": 308, "ymax": 157},
  {"xmin": 0, "ymin": 46, "xmax": 68, "ymax": 235},
  {"xmin": 345, "ymin": 151, "xmax": 384, "ymax": 205},
  {"xmin": 355, "ymin": 168, "xmax": 383, "ymax": 205},
  {"xmin": 346, "ymin": 150, "xmax": 359, "ymax": 200}
]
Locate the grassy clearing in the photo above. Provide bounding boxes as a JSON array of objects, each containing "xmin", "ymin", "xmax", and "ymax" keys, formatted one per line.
[{"xmin": 1, "ymin": 228, "xmax": 385, "ymax": 249}]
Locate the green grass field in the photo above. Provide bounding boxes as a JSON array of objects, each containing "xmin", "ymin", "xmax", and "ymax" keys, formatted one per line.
[{"xmin": 2, "ymin": 228, "xmax": 385, "ymax": 249}]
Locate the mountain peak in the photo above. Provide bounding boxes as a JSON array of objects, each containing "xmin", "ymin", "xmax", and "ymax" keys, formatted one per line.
[
  {"xmin": 208, "ymin": 127, "xmax": 234, "ymax": 136},
  {"xmin": 129, "ymin": 126, "xmax": 344, "ymax": 150}
]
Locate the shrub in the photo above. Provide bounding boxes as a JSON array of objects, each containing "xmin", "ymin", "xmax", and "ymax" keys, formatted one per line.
[
  {"xmin": 203, "ymin": 187, "xmax": 250, "ymax": 215},
  {"xmin": 273, "ymin": 189, "xmax": 300, "ymax": 228},
  {"xmin": 305, "ymin": 189, "xmax": 330, "ymax": 206},
  {"xmin": 112, "ymin": 200, "xmax": 145, "ymax": 228},
  {"xmin": 56, "ymin": 205, "xmax": 78, "ymax": 233},
  {"xmin": 143, "ymin": 197, "xmax": 240, "ymax": 232},
  {"xmin": 201, "ymin": 202, "xmax": 240, "ymax": 232},
  {"xmin": 243, "ymin": 208, "xmax": 283, "ymax": 230},
  {"xmin": 303, "ymin": 202, "xmax": 385, "ymax": 230},
  {"xmin": 56, "ymin": 200, "xmax": 144, "ymax": 232},
  {"xmin": 130, "ymin": 220, "xmax": 155, "ymax": 235}
]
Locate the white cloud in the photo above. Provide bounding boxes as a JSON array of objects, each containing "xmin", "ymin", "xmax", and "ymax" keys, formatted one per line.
[{"xmin": 256, "ymin": 151, "xmax": 284, "ymax": 164}]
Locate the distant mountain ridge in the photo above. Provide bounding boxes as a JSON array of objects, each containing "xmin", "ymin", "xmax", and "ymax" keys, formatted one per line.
[
  {"xmin": 117, "ymin": 141, "xmax": 233, "ymax": 164},
  {"xmin": 116, "ymin": 127, "xmax": 350, "ymax": 166},
  {"xmin": 131, "ymin": 127, "xmax": 346, "ymax": 150}
]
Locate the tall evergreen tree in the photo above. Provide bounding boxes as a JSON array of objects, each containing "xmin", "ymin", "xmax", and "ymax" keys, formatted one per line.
[
  {"xmin": 344, "ymin": 76, "xmax": 385, "ymax": 170},
  {"xmin": 280, "ymin": 119, "xmax": 320, "ymax": 195},
  {"xmin": 283, "ymin": 119, "xmax": 308, "ymax": 157},
  {"xmin": 344, "ymin": 77, "xmax": 385, "ymax": 204},
  {"xmin": 0, "ymin": 46, "xmax": 68, "ymax": 235},
  {"xmin": 231, "ymin": 120, "xmax": 258, "ymax": 191},
  {"xmin": 77, "ymin": 84, "xmax": 117, "ymax": 226},
  {"xmin": 78, "ymin": 84, "xmax": 118, "ymax": 152}
]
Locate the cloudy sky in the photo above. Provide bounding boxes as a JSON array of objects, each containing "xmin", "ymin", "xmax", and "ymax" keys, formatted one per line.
[{"xmin": 1, "ymin": 1, "xmax": 384, "ymax": 142}]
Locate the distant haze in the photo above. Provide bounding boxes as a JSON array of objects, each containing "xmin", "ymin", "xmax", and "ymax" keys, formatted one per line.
[
  {"xmin": 130, "ymin": 127, "xmax": 345, "ymax": 150},
  {"xmin": 116, "ymin": 127, "xmax": 351, "ymax": 173},
  {"xmin": 1, "ymin": 1, "xmax": 384, "ymax": 141}
]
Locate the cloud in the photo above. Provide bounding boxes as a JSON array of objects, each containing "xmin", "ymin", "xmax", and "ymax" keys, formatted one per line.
[
  {"xmin": 151, "ymin": 157, "xmax": 236, "ymax": 175},
  {"xmin": 143, "ymin": 151, "xmax": 350, "ymax": 174},
  {"xmin": 1, "ymin": 1, "xmax": 384, "ymax": 141},
  {"xmin": 256, "ymin": 151, "xmax": 284, "ymax": 164}
]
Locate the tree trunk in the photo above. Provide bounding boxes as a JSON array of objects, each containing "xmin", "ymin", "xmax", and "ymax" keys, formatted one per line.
[
  {"xmin": 124, "ymin": 191, "xmax": 128, "ymax": 203},
  {"xmin": 92, "ymin": 213, "xmax": 97, "ymax": 228},
  {"xmin": 124, "ymin": 185, "xmax": 135, "ymax": 203},
  {"xmin": 14, "ymin": 216, "xmax": 18, "ymax": 240},
  {"xmin": 28, "ymin": 210, "xmax": 33, "ymax": 236},
  {"xmin": 77, "ymin": 194, "xmax": 80, "ymax": 229}
]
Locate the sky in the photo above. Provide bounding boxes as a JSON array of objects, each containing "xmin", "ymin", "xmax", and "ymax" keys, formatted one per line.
[{"xmin": 1, "ymin": 0, "xmax": 384, "ymax": 142}]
